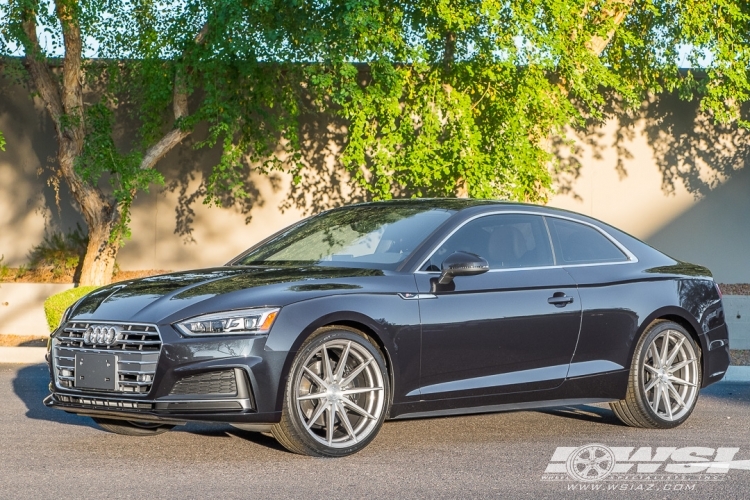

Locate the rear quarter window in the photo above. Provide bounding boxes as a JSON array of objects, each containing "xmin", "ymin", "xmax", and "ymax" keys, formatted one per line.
[{"xmin": 546, "ymin": 217, "xmax": 629, "ymax": 265}]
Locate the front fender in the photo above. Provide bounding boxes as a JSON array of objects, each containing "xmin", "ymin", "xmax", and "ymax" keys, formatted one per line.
[{"xmin": 265, "ymin": 293, "xmax": 422, "ymax": 411}]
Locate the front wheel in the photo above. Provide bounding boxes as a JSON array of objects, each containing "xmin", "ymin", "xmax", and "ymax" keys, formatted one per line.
[
  {"xmin": 92, "ymin": 418, "xmax": 175, "ymax": 436},
  {"xmin": 611, "ymin": 321, "xmax": 701, "ymax": 429},
  {"xmin": 272, "ymin": 326, "xmax": 390, "ymax": 457}
]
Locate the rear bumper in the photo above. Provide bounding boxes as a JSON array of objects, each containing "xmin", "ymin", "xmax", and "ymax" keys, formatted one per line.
[{"xmin": 702, "ymin": 323, "xmax": 731, "ymax": 387}]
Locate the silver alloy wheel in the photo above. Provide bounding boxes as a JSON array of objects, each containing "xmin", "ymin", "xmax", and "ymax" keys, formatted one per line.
[
  {"xmin": 294, "ymin": 339, "xmax": 385, "ymax": 448},
  {"xmin": 129, "ymin": 421, "xmax": 165, "ymax": 429},
  {"xmin": 641, "ymin": 329, "xmax": 699, "ymax": 421}
]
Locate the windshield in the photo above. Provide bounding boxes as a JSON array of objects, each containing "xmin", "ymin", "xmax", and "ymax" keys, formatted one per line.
[{"xmin": 236, "ymin": 205, "xmax": 455, "ymax": 270}]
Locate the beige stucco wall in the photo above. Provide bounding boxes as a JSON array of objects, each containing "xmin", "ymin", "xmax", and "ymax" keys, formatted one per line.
[
  {"xmin": 548, "ymin": 95, "xmax": 750, "ymax": 283},
  {"xmin": 1, "ymin": 81, "xmax": 749, "ymax": 283}
]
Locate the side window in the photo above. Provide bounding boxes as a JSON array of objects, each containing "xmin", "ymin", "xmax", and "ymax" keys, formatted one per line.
[
  {"xmin": 424, "ymin": 214, "xmax": 554, "ymax": 270},
  {"xmin": 546, "ymin": 217, "xmax": 628, "ymax": 264}
]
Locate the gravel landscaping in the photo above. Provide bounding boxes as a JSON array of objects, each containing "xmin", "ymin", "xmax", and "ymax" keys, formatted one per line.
[
  {"xmin": 719, "ymin": 283, "xmax": 750, "ymax": 295},
  {"xmin": 0, "ymin": 335, "xmax": 47, "ymax": 347}
]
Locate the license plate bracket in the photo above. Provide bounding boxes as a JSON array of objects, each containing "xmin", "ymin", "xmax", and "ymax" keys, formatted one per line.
[{"xmin": 75, "ymin": 353, "xmax": 117, "ymax": 391}]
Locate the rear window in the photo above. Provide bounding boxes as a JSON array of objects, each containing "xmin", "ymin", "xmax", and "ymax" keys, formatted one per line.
[{"xmin": 546, "ymin": 217, "xmax": 628, "ymax": 265}]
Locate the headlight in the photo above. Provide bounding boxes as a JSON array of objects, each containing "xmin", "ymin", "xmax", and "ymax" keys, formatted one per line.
[{"xmin": 174, "ymin": 307, "xmax": 280, "ymax": 336}]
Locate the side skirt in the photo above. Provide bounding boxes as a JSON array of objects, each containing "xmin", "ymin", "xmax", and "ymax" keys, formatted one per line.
[{"xmin": 390, "ymin": 397, "xmax": 615, "ymax": 420}]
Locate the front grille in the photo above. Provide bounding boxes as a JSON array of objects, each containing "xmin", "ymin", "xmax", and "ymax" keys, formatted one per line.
[
  {"xmin": 53, "ymin": 321, "xmax": 162, "ymax": 394},
  {"xmin": 170, "ymin": 370, "xmax": 238, "ymax": 396}
]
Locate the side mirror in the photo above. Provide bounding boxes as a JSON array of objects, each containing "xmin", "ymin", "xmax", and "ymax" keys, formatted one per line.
[{"xmin": 438, "ymin": 251, "xmax": 490, "ymax": 285}]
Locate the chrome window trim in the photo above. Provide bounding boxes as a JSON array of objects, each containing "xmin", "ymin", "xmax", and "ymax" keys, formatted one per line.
[{"xmin": 414, "ymin": 210, "xmax": 638, "ymax": 274}]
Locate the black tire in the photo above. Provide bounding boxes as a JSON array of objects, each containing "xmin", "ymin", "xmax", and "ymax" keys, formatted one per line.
[
  {"xmin": 92, "ymin": 417, "xmax": 175, "ymax": 436},
  {"xmin": 272, "ymin": 326, "xmax": 390, "ymax": 457},
  {"xmin": 610, "ymin": 320, "xmax": 702, "ymax": 429}
]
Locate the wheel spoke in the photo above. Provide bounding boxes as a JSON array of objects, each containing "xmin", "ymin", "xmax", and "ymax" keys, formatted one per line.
[
  {"xmin": 660, "ymin": 331, "xmax": 671, "ymax": 367},
  {"xmin": 341, "ymin": 358, "xmax": 373, "ymax": 386},
  {"xmin": 305, "ymin": 401, "xmax": 329, "ymax": 430},
  {"xmin": 342, "ymin": 397, "xmax": 377, "ymax": 420},
  {"xmin": 652, "ymin": 381, "xmax": 662, "ymax": 414},
  {"xmin": 326, "ymin": 403, "xmax": 335, "ymax": 445},
  {"xmin": 643, "ymin": 364, "xmax": 659, "ymax": 375},
  {"xmin": 334, "ymin": 341, "xmax": 352, "ymax": 381},
  {"xmin": 668, "ymin": 374, "xmax": 697, "ymax": 387},
  {"xmin": 341, "ymin": 386, "xmax": 383, "ymax": 396},
  {"xmin": 322, "ymin": 345, "xmax": 334, "ymax": 383},
  {"xmin": 303, "ymin": 366, "xmax": 327, "ymax": 388},
  {"xmin": 297, "ymin": 392, "xmax": 327, "ymax": 401},
  {"xmin": 644, "ymin": 376, "xmax": 659, "ymax": 392},
  {"xmin": 665, "ymin": 337, "xmax": 685, "ymax": 367},
  {"xmin": 666, "ymin": 381, "xmax": 687, "ymax": 409},
  {"xmin": 663, "ymin": 385, "xmax": 673, "ymax": 419},
  {"xmin": 649, "ymin": 343, "xmax": 662, "ymax": 369},
  {"xmin": 336, "ymin": 401, "xmax": 357, "ymax": 443},
  {"xmin": 668, "ymin": 358, "xmax": 696, "ymax": 373}
]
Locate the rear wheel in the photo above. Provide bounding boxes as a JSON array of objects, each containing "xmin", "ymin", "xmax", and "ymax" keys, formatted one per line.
[
  {"xmin": 610, "ymin": 321, "xmax": 701, "ymax": 429},
  {"xmin": 92, "ymin": 418, "xmax": 175, "ymax": 436},
  {"xmin": 272, "ymin": 326, "xmax": 390, "ymax": 457}
]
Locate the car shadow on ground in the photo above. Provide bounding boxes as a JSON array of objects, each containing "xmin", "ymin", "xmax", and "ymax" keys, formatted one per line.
[
  {"xmin": 12, "ymin": 363, "xmax": 97, "ymax": 429},
  {"xmin": 536, "ymin": 404, "xmax": 624, "ymax": 425}
]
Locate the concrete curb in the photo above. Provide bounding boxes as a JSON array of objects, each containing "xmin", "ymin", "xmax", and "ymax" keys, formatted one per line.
[
  {"xmin": 721, "ymin": 365, "xmax": 750, "ymax": 383},
  {"xmin": 0, "ymin": 347, "xmax": 47, "ymax": 364}
]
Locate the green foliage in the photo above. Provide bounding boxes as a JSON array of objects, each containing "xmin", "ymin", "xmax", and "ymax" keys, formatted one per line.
[
  {"xmin": 0, "ymin": 130, "xmax": 5, "ymax": 151},
  {"xmin": 44, "ymin": 286, "xmax": 99, "ymax": 331},
  {"xmin": 2, "ymin": 0, "xmax": 750, "ymax": 231},
  {"xmin": 15, "ymin": 264, "xmax": 28, "ymax": 279},
  {"xmin": 28, "ymin": 225, "xmax": 89, "ymax": 278},
  {"xmin": 0, "ymin": 255, "xmax": 8, "ymax": 280},
  {"xmin": 75, "ymin": 103, "xmax": 162, "ymax": 242}
]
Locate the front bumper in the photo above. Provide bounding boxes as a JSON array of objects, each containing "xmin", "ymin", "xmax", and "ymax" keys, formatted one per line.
[{"xmin": 46, "ymin": 323, "xmax": 287, "ymax": 426}]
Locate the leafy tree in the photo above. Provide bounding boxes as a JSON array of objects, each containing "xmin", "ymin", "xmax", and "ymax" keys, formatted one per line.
[
  {"xmin": 1, "ymin": 0, "xmax": 749, "ymax": 285},
  {"xmin": 0, "ymin": 0, "xmax": 312, "ymax": 284}
]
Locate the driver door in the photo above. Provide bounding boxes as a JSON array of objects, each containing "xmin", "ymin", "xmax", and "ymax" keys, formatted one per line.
[{"xmin": 414, "ymin": 213, "xmax": 582, "ymax": 400}]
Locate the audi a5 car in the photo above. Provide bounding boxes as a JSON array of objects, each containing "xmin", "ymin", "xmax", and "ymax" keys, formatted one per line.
[{"xmin": 45, "ymin": 199, "xmax": 730, "ymax": 457}]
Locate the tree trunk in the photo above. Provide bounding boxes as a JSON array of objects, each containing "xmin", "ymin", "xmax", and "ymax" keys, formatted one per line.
[
  {"xmin": 55, "ymin": 151, "xmax": 121, "ymax": 285},
  {"xmin": 78, "ymin": 219, "xmax": 120, "ymax": 286},
  {"xmin": 454, "ymin": 177, "xmax": 469, "ymax": 198},
  {"xmin": 18, "ymin": 7, "xmax": 204, "ymax": 287}
]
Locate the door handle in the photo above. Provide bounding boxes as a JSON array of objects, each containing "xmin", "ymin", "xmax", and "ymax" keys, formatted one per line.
[{"xmin": 548, "ymin": 293, "xmax": 574, "ymax": 307}]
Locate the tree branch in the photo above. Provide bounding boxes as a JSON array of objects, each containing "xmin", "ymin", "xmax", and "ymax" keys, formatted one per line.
[
  {"xmin": 139, "ymin": 127, "xmax": 192, "ymax": 171},
  {"xmin": 139, "ymin": 22, "xmax": 209, "ymax": 171},
  {"xmin": 20, "ymin": 8, "xmax": 64, "ymax": 126},
  {"xmin": 20, "ymin": 2, "xmax": 106, "ymax": 226},
  {"xmin": 585, "ymin": 0, "xmax": 635, "ymax": 57},
  {"xmin": 56, "ymin": 0, "xmax": 84, "ymax": 120}
]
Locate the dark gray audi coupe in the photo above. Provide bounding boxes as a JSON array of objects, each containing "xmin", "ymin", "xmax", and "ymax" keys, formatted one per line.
[{"xmin": 45, "ymin": 199, "xmax": 730, "ymax": 457}]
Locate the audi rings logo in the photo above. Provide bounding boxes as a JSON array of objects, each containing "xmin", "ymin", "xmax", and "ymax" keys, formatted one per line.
[{"xmin": 83, "ymin": 325, "xmax": 122, "ymax": 346}]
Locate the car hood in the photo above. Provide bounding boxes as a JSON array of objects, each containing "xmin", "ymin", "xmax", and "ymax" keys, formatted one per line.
[{"xmin": 67, "ymin": 266, "xmax": 398, "ymax": 325}]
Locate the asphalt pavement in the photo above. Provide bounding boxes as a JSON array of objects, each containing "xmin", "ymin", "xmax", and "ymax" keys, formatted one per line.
[{"xmin": 2, "ymin": 363, "xmax": 750, "ymax": 499}]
